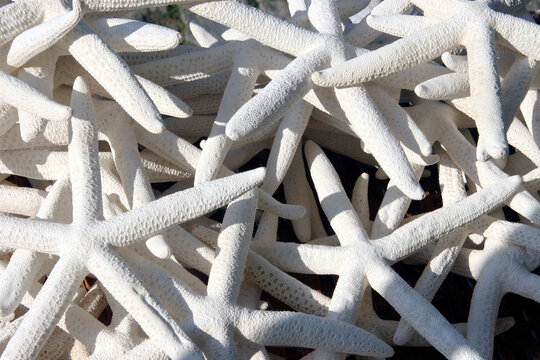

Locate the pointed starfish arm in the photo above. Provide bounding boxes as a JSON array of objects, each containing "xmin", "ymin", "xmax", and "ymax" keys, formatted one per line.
[
  {"xmin": 69, "ymin": 77, "xmax": 104, "ymax": 223},
  {"xmin": 237, "ymin": 309, "xmax": 394, "ymax": 357},
  {"xmin": 0, "ymin": 71, "xmax": 71, "ymax": 122},
  {"xmin": 466, "ymin": 267, "xmax": 504, "ymax": 359},
  {"xmin": 415, "ymin": 73, "xmax": 470, "ymax": 100},
  {"xmin": 304, "ymin": 139, "xmax": 371, "ymax": 244},
  {"xmin": 262, "ymin": 101, "xmax": 313, "ymax": 194},
  {"xmin": 376, "ymin": 175, "xmax": 522, "ymax": 261},
  {"xmin": 7, "ymin": 0, "xmax": 83, "ymax": 68},
  {"xmin": 64, "ymin": 22, "xmax": 164, "ymax": 133},
  {"xmin": 257, "ymin": 189, "xmax": 306, "ymax": 220},
  {"xmin": 226, "ymin": 47, "xmax": 329, "ymax": 142},
  {"xmin": 1, "ymin": 256, "xmax": 86, "ymax": 359},
  {"xmin": 97, "ymin": 168, "xmax": 265, "ymax": 246},
  {"xmin": 466, "ymin": 24, "xmax": 507, "ymax": 160},
  {"xmin": 366, "ymin": 259, "xmax": 482, "ymax": 360},
  {"xmin": 207, "ymin": 190, "xmax": 257, "ymax": 303},
  {"xmin": 87, "ymin": 248, "xmax": 203, "ymax": 360},
  {"xmin": 195, "ymin": 44, "xmax": 260, "ymax": 184},
  {"xmin": 189, "ymin": 0, "xmax": 323, "ymax": 57},
  {"xmin": 312, "ymin": 17, "xmax": 464, "ymax": 87},
  {"xmin": 88, "ymin": 18, "xmax": 182, "ymax": 52}
]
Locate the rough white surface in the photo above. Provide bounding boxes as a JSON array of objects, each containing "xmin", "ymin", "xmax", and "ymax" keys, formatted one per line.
[{"xmin": 0, "ymin": 0, "xmax": 538, "ymax": 359}]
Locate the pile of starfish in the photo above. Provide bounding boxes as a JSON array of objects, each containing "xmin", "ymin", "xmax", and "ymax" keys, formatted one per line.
[{"xmin": 0, "ymin": 0, "xmax": 538, "ymax": 358}]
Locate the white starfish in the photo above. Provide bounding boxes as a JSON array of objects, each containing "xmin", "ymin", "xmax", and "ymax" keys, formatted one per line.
[
  {"xmin": 187, "ymin": 0, "xmax": 438, "ymax": 200},
  {"xmin": 0, "ymin": 77, "xmax": 266, "ymax": 359},
  {"xmin": 312, "ymin": 0, "xmax": 540, "ymax": 161},
  {"xmin": 249, "ymin": 140, "xmax": 521, "ymax": 359}
]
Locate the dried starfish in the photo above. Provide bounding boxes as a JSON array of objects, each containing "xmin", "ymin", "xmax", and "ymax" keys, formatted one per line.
[
  {"xmin": 313, "ymin": 0, "xmax": 540, "ymax": 161},
  {"xmin": 250, "ymin": 140, "xmax": 521, "ymax": 359},
  {"xmin": 0, "ymin": 77, "xmax": 266, "ymax": 359}
]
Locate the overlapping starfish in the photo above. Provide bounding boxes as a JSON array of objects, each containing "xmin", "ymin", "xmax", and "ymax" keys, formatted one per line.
[{"xmin": 0, "ymin": 0, "xmax": 539, "ymax": 359}]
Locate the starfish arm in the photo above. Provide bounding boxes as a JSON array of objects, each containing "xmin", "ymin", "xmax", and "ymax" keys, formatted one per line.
[
  {"xmin": 415, "ymin": 73, "xmax": 470, "ymax": 100},
  {"xmin": 253, "ymin": 211, "xmax": 279, "ymax": 242},
  {"xmin": 305, "ymin": 140, "xmax": 370, "ymax": 245},
  {"xmin": 63, "ymin": 22, "xmax": 164, "ymax": 134},
  {"xmin": 465, "ymin": 24, "xmax": 507, "ymax": 160},
  {"xmin": 68, "ymin": 77, "xmax": 104, "ymax": 224},
  {"xmin": 257, "ymin": 189, "xmax": 306, "ymax": 220},
  {"xmin": 377, "ymin": 175, "xmax": 522, "ymax": 261},
  {"xmin": 311, "ymin": 17, "xmax": 464, "ymax": 87},
  {"xmin": 366, "ymin": 259, "xmax": 482, "ymax": 360},
  {"xmin": 466, "ymin": 263, "xmax": 504, "ymax": 359},
  {"xmin": 492, "ymin": 11, "xmax": 540, "ymax": 61},
  {"xmin": 207, "ymin": 190, "xmax": 257, "ymax": 303},
  {"xmin": 504, "ymin": 266, "xmax": 540, "ymax": 303},
  {"xmin": 367, "ymin": 83, "xmax": 431, "ymax": 156},
  {"xmin": 0, "ymin": 0, "xmax": 43, "ymax": 47},
  {"xmin": 477, "ymin": 161, "xmax": 540, "ymax": 224},
  {"xmin": 104, "ymin": 117, "xmax": 172, "ymax": 259},
  {"xmin": 334, "ymin": 87, "xmax": 425, "ymax": 200},
  {"xmin": 245, "ymin": 251, "xmax": 331, "ymax": 316},
  {"xmin": 0, "ymin": 214, "xmax": 64, "ymax": 253},
  {"xmin": 237, "ymin": 309, "xmax": 394, "ymax": 357},
  {"xmin": 367, "ymin": 14, "xmax": 435, "ymax": 38},
  {"xmin": 380, "ymin": 62, "xmax": 452, "ymax": 91},
  {"xmin": 351, "ymin": 173, "xmax": 371, "ymax": 232},
  {"xmin": 195, "ymin": 43, "xmax": 260, "ymax": 184},
  {"xmin": 501, "ymin": 56, "xmax": 538, "ymax": 124},
  {"xmin": 189, "ymin": 1, "xmax": 323, "ymax": 57},
  {"xmin": 507, "ymin": 117, "xmax": 540, "ymax": 168},
  {"xmin": 1, "ymin": 255, "xmax": 86, "ymax": 359},
  {"xmin": 131, "ymin": 43, "xmax": 236, "ymax": 87},
  {"xmin": 262, "ymin": 101, "xmax": 313, "ymax": 194},
  {"xmin": 86, "ymin": 247, "xmax": 203, "ymax": 360},
  {"xmin": 7, "ymin": 0, "xmax": 83, "ymax": 68},
  {"xmin": 88, "ymin": 18, "xmax": 182, "ymax": 52},
  {"xmin": 0, "ymin": 184, "xmax": 45, "ymax": 217},
  {"xmin": 167, "ymin": 72, "xmax": 229, "ymax": 100},
  {"xmin": 226, "ymin": 47, "xmax": 329, "ymax": 142},
  {"xmin": 394, "ymin": 150, "xmax": 468, "ymax": 344},
  {"xmin": 0, "ymin": 70, "xmax": 71, "ymax": 122},
  {"xmin": 97, "ymin": 168, "xmax": 265, "ymax": 246},
  {"xmin": 343, "ymin": 16, "xmax": 380, "ymax": 48},
  {"xmin": 251, "ymin": 242, "xmax": 344, "ymax": 274},
  {"xmin": 282, "ymin": 147, "xmax": 312, "ymax": 242}
]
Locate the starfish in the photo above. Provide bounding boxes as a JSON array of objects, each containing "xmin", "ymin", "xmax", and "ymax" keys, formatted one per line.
[
  {"xmin": 187, "ymin": 0, "xmax": 442, "ymax": 200},
  {"xmin": 120, "ymin": 190, "xmax": 395, "ymax": 359},
  {"xmin": 249, "ymin": 140, "xmax": 521, "ymax": 359},
  {"xmin": 0, "ymin": 77, "xmax": 266, "ymax": 359},
  {"xmin": 312, "ymin": 0, "xmax": 540, "ymax": 161}
]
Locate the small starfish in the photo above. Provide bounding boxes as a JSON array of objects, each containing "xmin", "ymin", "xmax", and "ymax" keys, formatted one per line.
[
  {"xmin": 312, "ymin": 0, "xmax": 540, "ymax": 161},
  {"xmin": 0, "ymin": 77, "xmax": 266, "ymax": 359}
]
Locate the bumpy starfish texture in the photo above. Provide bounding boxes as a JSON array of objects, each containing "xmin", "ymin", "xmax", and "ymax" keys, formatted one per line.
[
  {"xmin": 312, "ymin": 0, "xmax": 540, "ymax": 161},
  {"xmin": 0, "ymin": 0, "xmax": 539, "ymax": 358},
  {"xmin": 0, "ymin": 77, "xmax": 266, "ymax": 359}
]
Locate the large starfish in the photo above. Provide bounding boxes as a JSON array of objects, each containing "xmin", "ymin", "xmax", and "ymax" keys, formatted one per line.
[
  {"xmin": 312, "ymin": 0, "xmax": 540, "ymax": 161},
  {"xmin": 0, "ymin": 77, "xmax": 266, "ymax": 359},
  {"xmin": 187, "ymin": 0, "xmax": 443, "ymax": 200},
  {"xmin": 249, "ymin": 140, "xmax": 521, "ymax": 359}
]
